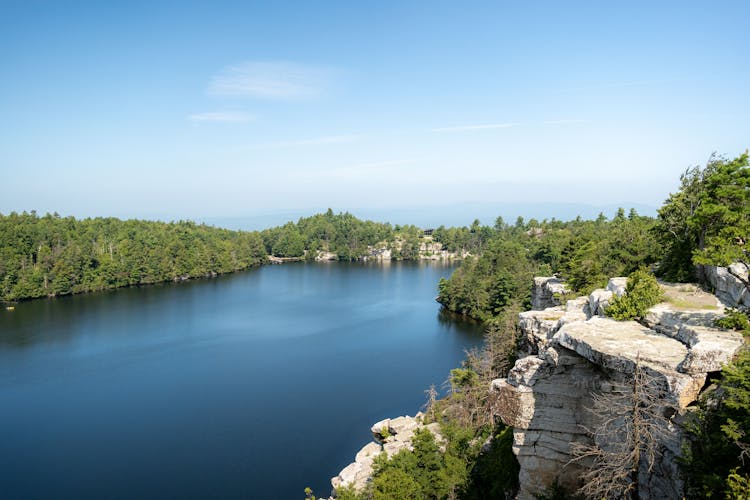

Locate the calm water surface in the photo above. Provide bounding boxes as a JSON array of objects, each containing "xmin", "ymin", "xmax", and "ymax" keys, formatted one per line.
[{"xmin": 0, "ymin": 261, "xmax": 482, "ymax": 499}]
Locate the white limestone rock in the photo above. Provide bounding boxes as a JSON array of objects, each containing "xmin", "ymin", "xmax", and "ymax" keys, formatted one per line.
[
  {"xmin": 607, "ymin": 277, "xmax": 628, "ymax": 297},
  {"xmin": 354, "ymin": 442, "xmax": 381, "ymax": 464},
  {"xmin": 370, "ymin": 418, "xmax": 390, "ymax": 442},
  {"xmin": 331, "ymin": 414, "xmax": 445, "ymax": 497},
  {"xmin": 588, "ymin": 288, "xmax": 614, "ymax": 317},
  {"xmin": 644, "ymin": 302, "xmax": 725, "ymax": 336},
  {"xmin": 676, "ymin": 325, "xmax": 745, "ymax": 374},
  {"xmin": 554, "ymin": 317, "xmax": 688, "ymax": 374},
  {"xmin": 531, "ymin": 277, "xmax": 570, "ymax": 310},
  {"xmin": 518, "ymin": 308, "xmax": 564, "ymax": 352},
  {"xmin": 388, "ymin": 415, "xmax": 419, "ymax": 436},
  {"xmin": 495, "ymin": 276, "xmax": 742, "ymax": 499},
  {"xmin": 703, "ymin": 263, "xmax": 750, "ymax": 307},
  {"xmin": 518, "ymin": 297, "xmax": 589, "ymax": 353}
]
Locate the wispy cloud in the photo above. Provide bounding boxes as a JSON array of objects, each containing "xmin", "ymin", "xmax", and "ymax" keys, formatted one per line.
[
  {"xmin": 431, "ymin": 123, "xmax": 518, "ymax": 132},
  {"xmin": 541, "ymin": 119, "xmax": 590, "ymax": 125},
  {"xmin": 245, "ymin": 134, "xmax": 365, "ymax": 150},
  {"xmin": 208, "ymin": 61, "xmax": 332, "ymax": 99},
  {"xmin": 188, "ymin": 111, "xmax": 255, "ymax": 123}
]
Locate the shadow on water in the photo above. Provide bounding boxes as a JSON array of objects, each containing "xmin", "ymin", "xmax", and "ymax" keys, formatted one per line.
[{"xmin": 438, "ymin": 307, "xmax": 484, "ymax": 334}]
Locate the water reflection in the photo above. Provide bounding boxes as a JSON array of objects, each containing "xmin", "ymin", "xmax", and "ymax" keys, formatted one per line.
[{"xmin": 0, "ymin": 261, "xmax": 483, "ymax": 499}]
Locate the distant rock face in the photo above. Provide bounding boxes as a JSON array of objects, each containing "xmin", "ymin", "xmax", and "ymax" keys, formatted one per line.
[
  {"xmin": 328, "ymin": 413, "xmax": 444, "ymax": 498},
  {"xmin": 703, "ymin": 263, "xmax": 750, "ymax": 308},
  {"xmin": 493, "ymin": 277, "xmax": 745, "ymax": 499},
  {"xmin": 531, "ymin": 277, "xmax": 570, "ymax": 310}
]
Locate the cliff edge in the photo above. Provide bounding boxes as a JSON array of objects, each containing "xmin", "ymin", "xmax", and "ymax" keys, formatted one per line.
[{"xmin": 493, "ymin": 275, "xmax": 745, "ymax": 499}]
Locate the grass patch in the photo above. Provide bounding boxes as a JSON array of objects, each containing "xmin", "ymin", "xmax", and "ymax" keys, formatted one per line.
[
  {"xmin": 664, "ymin": 296, "xmax": 719, "ymax": 310},
  {"xmin": 542, "ymin": 315, "xmax": 563, "ymax": 321}
]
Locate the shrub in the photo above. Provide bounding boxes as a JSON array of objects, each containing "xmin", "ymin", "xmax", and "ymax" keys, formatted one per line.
[
  {"xmin": 716, "ymin": 309, "xmax": 750, "ymax": 335},
  {"xmin": 606, "ymin": 269, "xmax": 663, "ymax": 321}
]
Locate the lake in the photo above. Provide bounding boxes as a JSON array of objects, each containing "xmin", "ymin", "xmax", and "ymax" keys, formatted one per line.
[{"xmin": 0, "ymin": 261, "xmax": 483, "ymax": 499}]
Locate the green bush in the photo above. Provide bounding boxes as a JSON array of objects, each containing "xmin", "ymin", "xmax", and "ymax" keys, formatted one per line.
[
  {"xmin": 682, "ymin": 349, "xmax": 750, "ymax": 498},
  {"xmin": 334, "ymin": 484, "xmax": 364, "ymax": 500},
  {"xmin": 716, "ymin": 309, "xmax": 750, "ymax": 335},
  {"xmin": 463, "ymin": 424, "xmax": 520, "ymax": 499},
  {"xmin": 606, "ymin": 269, "xmax": 663, "ymax": 320}
]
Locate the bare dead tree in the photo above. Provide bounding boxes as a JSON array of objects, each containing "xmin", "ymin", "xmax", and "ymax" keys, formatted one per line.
[
  {"xmin": 423, "ymin": 384, "xmax": 438, "ymax": 421},
  {"xmin": 570, "ymin": 356, "xmax": 673, "ymax": 500},
  {"xmin": 440, "ymin": 304, "xmax": 521, "ymax": 428}
]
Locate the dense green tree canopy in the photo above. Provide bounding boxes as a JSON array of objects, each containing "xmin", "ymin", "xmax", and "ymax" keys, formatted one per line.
[
  {"xmin": 0, "ymin": 212, "xmax": 266, "ymax": 301},
  {"xmin": 657, "ymin": 152, "xmax": 750, "ymax": 283},
  {"xmin": 437, "ymin": 211, "xmax": 661, "ymax": 321}
]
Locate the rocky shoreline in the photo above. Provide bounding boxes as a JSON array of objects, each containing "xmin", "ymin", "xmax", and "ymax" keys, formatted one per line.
[{"xmin": 327, "ymin": 413, "xmax": 444, "ymax": 498}]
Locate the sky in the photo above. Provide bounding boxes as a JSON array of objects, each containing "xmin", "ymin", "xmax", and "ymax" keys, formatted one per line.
[{"xmin": 1, "ymin": 1, "xmax": 748, "ymax": 227}]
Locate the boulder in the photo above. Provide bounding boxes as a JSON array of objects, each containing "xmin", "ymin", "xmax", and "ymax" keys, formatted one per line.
[
  {"xmin": 370, "ymin": 418, "xmax": 390, "ymax": 442},
  {"xmin": 588, "ymin": 289, "xmax": 613, "ymax": 317},
  {"xmin": 388, "ymin": 415, "xmax": 419, "ymax": 436},
  {"xmin": 676, "ymin": 325, "xmax": 745, "ymax": 374},
  {"xmin": 703, "ymin": 263, "xmax": 750, "ymax": 307},
  {"xmin": 355, "ymin": 442, "xmax": 382, "ymax": 464},
  {"xmin": 644, "ymin": 304, "xmax": 724, "ymax": 336},
  {"xmin": 518, "ymin": 308, "xmax": 564, "ymax": 352},
  {"xmin": 531, "ymin": 277, "xmax": 569, "ymax": 310},
  {"xmin": 331, "ymin": 460, "xmax": 370, "ymax": 493}
]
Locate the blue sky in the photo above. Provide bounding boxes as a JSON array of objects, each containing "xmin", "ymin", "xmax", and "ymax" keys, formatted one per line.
[{"xmin": 1, "ymin": 1, "xmax": 748, "ymax": 225}]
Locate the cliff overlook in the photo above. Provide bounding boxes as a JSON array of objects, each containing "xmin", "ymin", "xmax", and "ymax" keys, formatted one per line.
[{"xmin": 493, "ymin": 273, "xmax": 745, "ymax": 498}]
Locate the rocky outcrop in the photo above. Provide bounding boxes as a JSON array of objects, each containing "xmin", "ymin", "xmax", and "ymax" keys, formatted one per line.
[
  {"xmin": 493, "ymin": 277, "xmax": 745, "ymax": 499},
  {"xmin": 531, "ymin": 277, "xmax": 570, "ymax": 310},
  {"xmin": 703, "ymin": 263, "xmax": 750, "ymax": 308},
  {"xmin": 328, "ymin": 413, "xmax": 443, "ymax": 497},
  {"xmin": 315, "ymin": 251, "xmax": 339, "ymax": 261},
  {"xmin": 518, "ymin": 297, "xmax": 587, "ymax": 354}
]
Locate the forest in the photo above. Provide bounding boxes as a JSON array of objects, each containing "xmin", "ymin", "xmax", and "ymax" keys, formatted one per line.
[
  {"xmin": 0, "ymin": 206, "xmax": 499, "ymax": 302},
  {"xmin": 0, "ymin": 213, "xmax": 267, "ymax": 301}
]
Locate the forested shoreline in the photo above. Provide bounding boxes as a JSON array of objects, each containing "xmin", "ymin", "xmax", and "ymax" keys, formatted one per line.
[
  {"xmin": 0, "ymin": 213, "xmax": 268, "ymax": 301},
  {"xmin": 0, "ymin": 209, "xmax": 493, "ymax": 302}
]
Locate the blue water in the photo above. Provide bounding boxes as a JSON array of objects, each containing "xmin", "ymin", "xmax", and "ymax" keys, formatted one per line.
[{"xmin": 0, "ymin": 261, "xmax": 483, "ymax": 499}]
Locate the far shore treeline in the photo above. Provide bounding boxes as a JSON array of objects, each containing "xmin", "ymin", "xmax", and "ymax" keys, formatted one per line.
[{"xmin": 0, "ymin": 208, "xmax": 491, "ymax": 302}]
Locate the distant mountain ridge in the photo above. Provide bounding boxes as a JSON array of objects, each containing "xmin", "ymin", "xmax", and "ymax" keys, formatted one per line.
[{"xmin": 200, "ymin": 202, "xmax": 658, "ymax": 231}]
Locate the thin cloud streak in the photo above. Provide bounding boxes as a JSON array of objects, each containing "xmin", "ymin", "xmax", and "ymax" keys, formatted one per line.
[
  {"xmin": 208, "ymin": 61, "xmax": 331, "ymax": 99},
  {"xmin": 188, "ymin": 111, "xmax": 255, "ymax": 122},
  {"xmin": 431, "ymin": 123, "xmax": 518, "ymax": 132},
  {"xmin": 244, "ymin": 134, "xmax": 365, "ymax": 150}
]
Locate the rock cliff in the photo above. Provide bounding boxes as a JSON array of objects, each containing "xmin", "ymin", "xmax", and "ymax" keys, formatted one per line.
[
  {"xmin": 327, "ymin": 413, "xmax": 444, "ymax": 498},
  {"xmin": 493, "ymin": 277, "xmax": 744, "ymax": 499}
]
